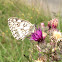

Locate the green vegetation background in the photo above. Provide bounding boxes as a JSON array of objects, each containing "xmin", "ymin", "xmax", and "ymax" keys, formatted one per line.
[{"xmin": 0, "ymin": 0, "xmax": 62, "ymax": 62}]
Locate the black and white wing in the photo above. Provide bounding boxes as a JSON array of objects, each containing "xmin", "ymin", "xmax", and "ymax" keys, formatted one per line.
[{"xmin": 8, "ymin": 17, "xmax": 35, "ymax": 40}]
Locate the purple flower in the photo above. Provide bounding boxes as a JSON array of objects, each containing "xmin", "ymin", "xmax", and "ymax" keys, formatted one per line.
[{"xmin": 30, "ymin": 28, "xmax": 46, "ymax": 42}]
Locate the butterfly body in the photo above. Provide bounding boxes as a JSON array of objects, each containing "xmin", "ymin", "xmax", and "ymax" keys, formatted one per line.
[{"xmin": 8, "ymin": 17, "xmax": 35, "ymax": 40}]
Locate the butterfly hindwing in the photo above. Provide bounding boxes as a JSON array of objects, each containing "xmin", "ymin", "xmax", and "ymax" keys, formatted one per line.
[{"xmin": 8, "ymin": 17, "xmax": 35, "ymax": 40}]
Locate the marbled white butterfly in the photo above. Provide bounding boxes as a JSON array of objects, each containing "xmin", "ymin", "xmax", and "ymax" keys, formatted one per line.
[{"xmin": 8, "ymin": 17, "xmax": 35, "ymax": 40}]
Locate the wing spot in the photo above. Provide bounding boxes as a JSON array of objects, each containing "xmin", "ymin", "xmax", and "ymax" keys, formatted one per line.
[
  {"xmin": 21, "ymin": 20, "xmax": 24, "ymax": 22},
  {"xmin": 16, "ymin": 18, "xmax": 18, "ymax": 21}
]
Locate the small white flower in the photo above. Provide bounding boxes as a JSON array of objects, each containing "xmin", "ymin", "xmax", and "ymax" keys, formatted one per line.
[
  {"xmin": 53, "ymin": 31, "xmax": 62, "ymax": 40},
  {"xmin": 52, "ymin": 48, "xmax": 57, "ymax": 52}
]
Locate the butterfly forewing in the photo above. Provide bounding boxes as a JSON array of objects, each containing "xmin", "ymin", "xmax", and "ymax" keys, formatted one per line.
[{"xmin": 8, "ymin": 17, "xmax": 35, "ymax": 40}]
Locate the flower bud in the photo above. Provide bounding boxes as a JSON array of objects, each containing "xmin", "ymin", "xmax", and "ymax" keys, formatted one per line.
[{"xmin": 41, "ymin": 23, "xmax": 45, "ymax": 28}]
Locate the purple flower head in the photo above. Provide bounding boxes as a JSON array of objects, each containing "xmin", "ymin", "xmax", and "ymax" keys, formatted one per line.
[{"xmin": 30, "ymin": 28, "xmax": 46, "ymax": 42}]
